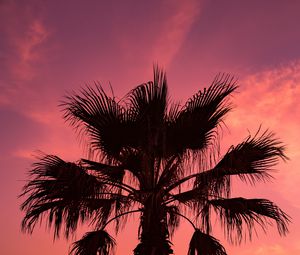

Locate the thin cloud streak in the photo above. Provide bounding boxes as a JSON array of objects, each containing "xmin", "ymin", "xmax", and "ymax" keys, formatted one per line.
[
  {"xmin": 0, "ymin": 1, "xmax": 50, "ymax": 82},
  {"xmin": 151, "ymin": 0, "xmax": 201, "ymax": 66}
]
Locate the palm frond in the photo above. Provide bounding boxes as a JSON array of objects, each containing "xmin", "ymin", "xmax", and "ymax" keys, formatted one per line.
[
  {"xmin": 188, "ymin": 229, "xmax": 227, "ymax": 255},
  {"xmin": 127, "ymin": 66, "xmax": 168, "ymax": 125},
  {"xmin": 167, "ymin": 102, "xmax": 182, "ymax": 122},
  {"xmin": 209, "ymin": 197, "xmax": 290, "ymax": 244},
  {"xmin": 70, "ymin": 229, "xmax": 115, "ymax": 255},
  {"xmin": 166, "ymin": 74, "xmax": 237, "ymax": 159},
  {"xmin": 112, "ymin": 196, "xmax": 138, "ymax": 233},
  {"xmin": 81, "ymin": 158, "xmax": 125, "ymax": 181},
  {"xmin": 195, "ymin": 130, "xmax": 287, "ymax": 197},
  {"xmin": 62, "ymin": 84, "xmax": 126, "ymax": 159},
  {"xmin": 126, "ymin": 66, "xmax": 168, "ymax": 157},
  {"xmin": 216, "ymin": 129, "xmax": 287, "ymax": 181},
  {"xmin": 166, "ymin": 205, "xmax": 180, "ymax": 238},
  {"xmin": 157, "ymin": 155, "xmax": 183, "ymax": 190},
  {"xmin": 20, "ymin": 154, "xmax": 114, "ymax": 238},
  {"xmin": 171, "ymin": 187, "xmax": 207, "ymax": 205},
  {"xmin": 170, "ymin": 187, "xmax": 212, "ymax": 235},
  {"xmin": 118, "ymin": 148, "xmax": 146, "ymax": 188}
]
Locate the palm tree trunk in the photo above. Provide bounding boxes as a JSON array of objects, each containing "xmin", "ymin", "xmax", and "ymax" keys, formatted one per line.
[{"xmin": 134, "ymin": 194, "xmax": 173, "ymax": 255}]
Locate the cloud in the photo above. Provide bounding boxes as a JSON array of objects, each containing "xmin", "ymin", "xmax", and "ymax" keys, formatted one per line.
[
  {"xmin": 254, "ymin": 245, "xmax": 286, "ymax": 255},
  {"xmin": 228, "ymin": 61, "xmax": 300, "ymax": 161},
  {"xmin": 239, "ymin": 243, "xmax": 300, "ymax": 255},
  {"xmin": 151, "ymin": 0, "xmax": 201, "ymax": 66},
  {"xmin": 221, "ymin": 61, "xmax": 300, "ymax": 211},
  {"xmin": 13, "ymin": 19, "xmax": 49, "ymax": 80},
  {"xmin": 114, "ymin": 0, "xmax": 201, "ymax": 77},
  {"xmin": 0, "ymin": 1, "xmax": 50, "ymax": 79},
  {"xmin": 0, "ymin": 0, "xmax": 51, "ymax": 108},
  {"xmin": 229, "ymin": 61, "xmax": 300, "ymax": 132}
]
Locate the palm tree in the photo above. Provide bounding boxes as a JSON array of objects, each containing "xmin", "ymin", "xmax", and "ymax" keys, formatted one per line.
[{"xmin": 20, "ymin": 67, "xmax": 290, "ymax": 255}]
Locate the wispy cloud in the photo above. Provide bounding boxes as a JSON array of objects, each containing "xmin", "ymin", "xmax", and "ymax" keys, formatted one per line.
[
  {"xmin": 114, "ymin": 0, "xmax": 202, "ymax": 77},
  {"xmin": 228, "ymin": 61, "xmax": 300, "ymax": 160},
  {"xmin": 1, "ymin": 2, "xmax": 49, "ymax": 79},
  {"xmin": 240, "ymin": 243, "xmax": 300, "ymax": 255},
  {"xmin": 253, "ymin": 245, "xmax": 287, "ymax": 255},
  {"xmin": 151, "ymin": 0, "xmax": 201, "ymax": 66},
  {"xmin": 223, "ymin": 61, "xmax": 300, "ymax": 210},
  {"xmin": 14, "ymin": 19, "xmax": 49, "ymax": 79},
  {"xmin": 0, "ymin": 0, "xmax": 50, "ymax": 107}
]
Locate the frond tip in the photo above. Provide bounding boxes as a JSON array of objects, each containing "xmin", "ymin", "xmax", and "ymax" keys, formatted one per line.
[
  {"xmin": 70, "ymin": 229, "xmax": 116, "ymax": 255},
  {"xmin": 188, "ymin": 229, "xmax": 227, "ymax": 255},
  {"xmin": 210, "ymin": 197, "xmax": 290, "ymax": 243},
  {"xmin": 20, "ymin": 154, "xmax": 107, "ymax": 238},
  {"xmin": 216, "ymin": 129, "xmax": 288, "ymax": 183}
]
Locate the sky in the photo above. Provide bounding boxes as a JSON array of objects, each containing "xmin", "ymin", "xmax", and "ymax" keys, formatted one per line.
[{"xmin": 1, "ymin": 0, "xmax": 300, "ymax": 254}]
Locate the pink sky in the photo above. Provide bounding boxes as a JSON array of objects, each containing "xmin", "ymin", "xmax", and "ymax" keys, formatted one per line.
[{"xmin": 1, "ymin": 0, "xmax": 300, "ymax": 254}]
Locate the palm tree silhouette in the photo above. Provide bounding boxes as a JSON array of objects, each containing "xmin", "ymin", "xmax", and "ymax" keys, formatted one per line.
[{"xmin": 20, "ymin": 67, "xmax": 290, "ymax": 255}]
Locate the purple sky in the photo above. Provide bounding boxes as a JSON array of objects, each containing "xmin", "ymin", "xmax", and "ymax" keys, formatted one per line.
[{"xmin": 1, "ymin": 0, "xmax": 300, "ymax": 254}]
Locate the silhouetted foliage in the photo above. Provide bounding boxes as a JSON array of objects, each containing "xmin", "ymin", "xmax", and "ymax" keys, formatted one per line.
[
  {"xmin": 188, "ymin": 229, "xmax": 226, "ymax": 255},
  {"xmin": 20, "ymin": 67, "xmax": 290, "ymax": 255},
  {"xmin": 71, "ymin": 230, "xmax": 116, "ymax": 255}
]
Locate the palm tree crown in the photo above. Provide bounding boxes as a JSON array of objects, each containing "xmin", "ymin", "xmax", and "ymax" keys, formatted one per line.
[{"xmin": 20, "ymin": 67, "xmax": 290, "ymax": 255}]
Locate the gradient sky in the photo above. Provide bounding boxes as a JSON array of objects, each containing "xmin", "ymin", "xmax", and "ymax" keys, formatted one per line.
[{"xmin": 1, "ymin": 0, "xmax": 300, "ymax": 254}]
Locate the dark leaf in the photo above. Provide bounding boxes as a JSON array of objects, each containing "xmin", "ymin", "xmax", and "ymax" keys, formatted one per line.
[
  {"xmin": 70, "ymin": 229, "xmax": 115, "ymax": 255},
  {"xmin": 166, "ymin": 205, "xmax": 180, "ymax": 237},
  {"xmin": 20, "ymin": 154, "xmax": 114, "ymax": 238},
  {"xmin": 166, "ymin": 74, "xmax": 237, "ymax": 158},
  {"xmin": 81, "ymin": 158, "xmax": 125, "ymax": 181},
  {"xmin": 195, "ymin": 130, "xmax": 287, "ymax": 197},
  {"xmin": 210, "ymin": 197, "xmax": 290, "ymax": 243},
  {"xmin": 126, "ymin": 65, "xmax": 168, "ymax": 157},
  {"xmin": 62, "ymin": 84, "xmax": 127, "ymax": 159},
  {"xmin": 188, "ymin": 229, "xmax": 227, "ymax": 255}
]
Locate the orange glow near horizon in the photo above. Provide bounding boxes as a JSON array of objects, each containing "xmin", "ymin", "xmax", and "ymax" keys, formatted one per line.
[{"xmin": 1, "ymin": 1, "xmax": 300, "ymax": 254}]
